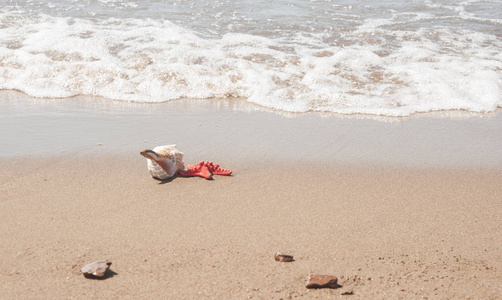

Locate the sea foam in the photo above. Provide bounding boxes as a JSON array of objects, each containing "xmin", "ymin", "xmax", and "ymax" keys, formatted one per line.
[{"xmin": 0, "ymin": 6, "xmax": 501, "ymax": 116}]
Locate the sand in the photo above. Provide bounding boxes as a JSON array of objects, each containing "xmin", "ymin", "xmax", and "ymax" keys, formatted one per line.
[{"xmin": 1, "ymin": 91, "xmax": 502, "ymax": 299}]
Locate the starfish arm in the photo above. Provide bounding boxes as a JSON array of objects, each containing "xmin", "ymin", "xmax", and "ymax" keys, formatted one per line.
[{"xmin": 205, "ymin": 161, "xmax": 232, "ymax": 176}]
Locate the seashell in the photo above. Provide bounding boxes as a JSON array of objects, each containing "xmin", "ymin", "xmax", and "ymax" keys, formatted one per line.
[
  {"xmin": 140, "ymin": 144, "xmax": 185, "ymax": 180},
  {"xmin": 81, "ymin": 260, "xmax": 112, "ymax": 278}
]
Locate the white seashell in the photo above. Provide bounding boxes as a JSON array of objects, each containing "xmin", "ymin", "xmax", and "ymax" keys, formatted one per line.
[{"xmin": 140, "ymin": 144, "xmax": 185, "ymax": 180}]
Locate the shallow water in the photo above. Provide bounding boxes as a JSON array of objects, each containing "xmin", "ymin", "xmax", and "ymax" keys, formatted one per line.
[
  {"xmin": 1, "ymin": 91, "xmax": 502, "ymax": 169},
  {"xmin": 0, "ymin": 0, "xmax": 501, "ymax": 116}
]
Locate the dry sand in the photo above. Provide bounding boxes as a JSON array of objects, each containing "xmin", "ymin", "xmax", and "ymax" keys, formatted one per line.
[{"xmin": 1, "ymin": 92, "xmax": 502, "ymax": 298}]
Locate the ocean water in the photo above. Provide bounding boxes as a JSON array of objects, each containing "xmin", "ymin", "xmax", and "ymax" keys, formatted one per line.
[{"xmin": 0, "ymin": 0, "xmax": 501, "ymax": 116}]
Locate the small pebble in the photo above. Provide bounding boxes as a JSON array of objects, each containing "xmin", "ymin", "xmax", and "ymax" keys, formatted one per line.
[
  {"xmin": 274, "ymin": 252, "xmax": 294, "ymax": 262},
  {"xmin": 340, "ymin": 289, "xmax": 354, "ymax": 295},
  {"xmin": 306, "ymin": 274, "xmax": 338, "ymax": 289}
]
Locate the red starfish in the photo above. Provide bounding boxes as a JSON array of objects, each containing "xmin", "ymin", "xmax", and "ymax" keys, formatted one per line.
[
  {"xmin": 178, "ymin": 161, "xmax": 232, "ymax": 179},
  {"xmin": 178, "ymin": 161, "xmax": 213, "ymax": 179}
]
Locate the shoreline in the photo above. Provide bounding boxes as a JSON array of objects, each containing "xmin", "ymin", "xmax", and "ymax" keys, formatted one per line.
[
  {"xmin": 2, "ymin": 89, "xmax": 502, "ymax": 119},
  {"xmin": 2, "ymin": 90, "xmax": 502, "ymax": 169},
  {"xmin": 1, "ymin": 90, "xmax": 502, "ymax": 298}
]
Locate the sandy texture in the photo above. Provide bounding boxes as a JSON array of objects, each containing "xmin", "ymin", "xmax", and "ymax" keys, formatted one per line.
[
  {"xmin": 1, "ymin": 153, "xmax": 501, "ymax": 299},
  {"xmin": 1, "ymin": 92, "xmax": 502, "ymax": 298}
]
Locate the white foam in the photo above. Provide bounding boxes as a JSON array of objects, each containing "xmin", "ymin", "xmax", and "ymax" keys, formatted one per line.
[{"xmin": 0, "ymin": 9, "xmax": 501, "ymax": 116}]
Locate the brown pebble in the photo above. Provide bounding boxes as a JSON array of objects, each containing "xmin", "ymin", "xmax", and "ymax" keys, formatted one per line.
[
  {"xmin": 81, "ymin": 260, "xmax": 112, "ymax": 278},
  {"xmin": 306, "ymin": 274, "xmax": 338, "ymax": 289},
  {"xmin": 340, "ymin": 289, "xmax": 354, "ymax": 295},
  {"xmin": 274, "ymin": 252, "xmax": 294, "ymax": 262}
]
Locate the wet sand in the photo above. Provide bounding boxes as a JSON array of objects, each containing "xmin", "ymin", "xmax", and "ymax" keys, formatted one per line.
[{"xmin": 1, "ymin": 91, "xmax": 501, "ymax": 298}]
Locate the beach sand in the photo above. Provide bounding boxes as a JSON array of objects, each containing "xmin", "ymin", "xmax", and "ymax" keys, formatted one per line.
[{"xmin": 1, "ymin": 91, "xmax": 501, "ymax": 298}]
